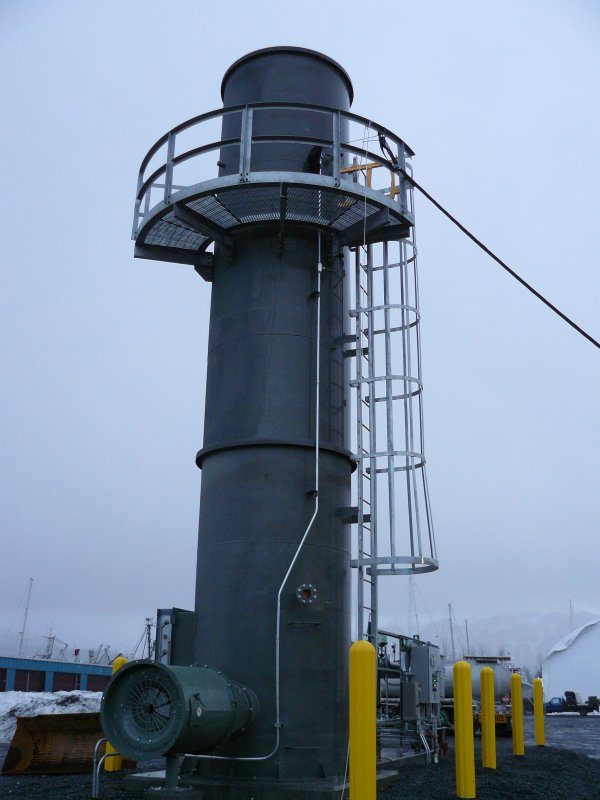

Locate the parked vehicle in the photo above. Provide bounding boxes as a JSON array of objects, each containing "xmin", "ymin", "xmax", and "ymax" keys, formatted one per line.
[
  {"xmin": 443, "ymin": 656, "xmax": 515, "ymax": 736},
  {"xmin": 545, "ymin": 691, "xmax": 600, "ymax": 716}
]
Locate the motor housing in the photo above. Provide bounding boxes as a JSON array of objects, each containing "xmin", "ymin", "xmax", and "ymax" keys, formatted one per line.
[{"xmin": 100, "ymin": 660, "xmax": 258, "ymax": 761}]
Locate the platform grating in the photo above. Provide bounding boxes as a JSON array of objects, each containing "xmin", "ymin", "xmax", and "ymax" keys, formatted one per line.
[
  {"xmin": 330, "ymin": 196, "xmax": 380, "ymax": 231},
  {"xmin": 187, "ymin": 196, "xmax": 240, "ymax": 229},
  {"xmin": 216, "ymin": 186, "xmax": 280, "ymax": 224},
  {"xmin": 140, "ymin": 182, "xmax": 408, "ymax": 255},
  {"xmin": 144, "ymin": 211, "xmax": 208, "ymax": 250}
]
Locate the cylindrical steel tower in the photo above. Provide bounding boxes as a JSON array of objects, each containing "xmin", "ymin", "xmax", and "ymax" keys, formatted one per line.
[
  {"xmin": 194, "ymin": 49, "xmax": 353, "ymax": 782},
  {"xmin": 121, "ymin": 45, "xmax": 436, "ymax": 798}
]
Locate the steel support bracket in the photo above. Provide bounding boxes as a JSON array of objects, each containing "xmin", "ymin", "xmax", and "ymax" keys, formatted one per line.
[
  {"xmin": 193, "ymin": 252, "xmax": 214, "ymax": 282},
  {"xmin": 277, "ymin": 184, "xmax": 288, "ymax": 255},
  {"xmin": 336, "ymin": 209, "xmax": 392, "ymax": 247}
]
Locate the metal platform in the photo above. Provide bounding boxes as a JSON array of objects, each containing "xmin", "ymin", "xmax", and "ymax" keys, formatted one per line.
[{"xmin": 132, "ymin": 102, "xmax": 415, "ymax": 273}]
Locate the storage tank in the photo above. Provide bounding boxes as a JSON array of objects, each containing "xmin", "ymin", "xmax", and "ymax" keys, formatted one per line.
[{"xmin": 444, "ymin": 657, "xmax": 514, "ymax": 700}]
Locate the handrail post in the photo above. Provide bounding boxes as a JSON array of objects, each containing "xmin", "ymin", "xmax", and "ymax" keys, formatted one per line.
[
  {"xmin": 397, "ymin": 143, "xmax": 408, "ymax": 215},
  {"xmin": 132, "ymin": 171, "xmax": 144, "ymax": 239},
  {"xmin": 332, "ymin": 111, "xmax": 341, "ymax": 187},
  {"xmin": 164, "ymin": 131, "xmax": 175, "ymax": 204},
  {"xmin": 239, "ymin": 106, "xmax": 253, "ymax": 182}
]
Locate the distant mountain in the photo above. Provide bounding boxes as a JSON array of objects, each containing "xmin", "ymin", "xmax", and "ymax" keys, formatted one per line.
[{"xmin": 379, "ymin": 607, "xmax": 600, "ymax": 677}]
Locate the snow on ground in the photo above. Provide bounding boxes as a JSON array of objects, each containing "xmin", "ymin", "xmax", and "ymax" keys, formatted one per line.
[{"xmin": 0, "ymin": 691, "xmax": 102, "ymax": 743}]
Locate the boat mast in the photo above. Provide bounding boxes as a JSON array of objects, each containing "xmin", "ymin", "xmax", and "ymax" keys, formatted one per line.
[
  {"xmin": 17, "ymin": 577, "xmax": 33, "ymax": 658},
  {"xmin": 448, "ymin": 602, "xmax": 456, "ymax": 661}
]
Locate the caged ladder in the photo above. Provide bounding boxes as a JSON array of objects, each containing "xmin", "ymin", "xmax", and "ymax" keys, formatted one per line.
[{"xmin": 349, "ymin": 179, "xmax": 438, "ymax": 653}]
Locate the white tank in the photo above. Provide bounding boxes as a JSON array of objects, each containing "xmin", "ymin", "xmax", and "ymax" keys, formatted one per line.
[{"xmin": 443, "ymin": 657, "xmax": 513, "ymax": 700}]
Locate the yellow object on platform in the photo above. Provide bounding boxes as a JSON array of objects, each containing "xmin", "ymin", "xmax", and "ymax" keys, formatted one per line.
[
  {"xmin": 511, "ymin": 672, "xmax": 525, "ymax": 756},
  {"xmin": 349, "ymin": 640, "xmax": 376, "ymax": 800},
  {"xmin": 453, "ymin": 660, "xmax": 476, "ymax": 798},
  {"xmin": 533, "ymin": 677, "xmax": 545, "ymax": 746},
  {"xmin": 104, "ymin": 656, "xmax": 128, "ymax": 772},
  {"xmin": 480, "ymin": 667, "xmax": 496, "ymax": 769}
]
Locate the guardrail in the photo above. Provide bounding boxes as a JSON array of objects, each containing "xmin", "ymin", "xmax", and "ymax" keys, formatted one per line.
[{"xmin": 132, "ymin": 102, "xmax": 414, "ymax": 239}]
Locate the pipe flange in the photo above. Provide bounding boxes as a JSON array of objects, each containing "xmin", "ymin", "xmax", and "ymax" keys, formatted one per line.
[{"xmin": 296, "ymin": 583, "xmax": 318, "ymax": 605}]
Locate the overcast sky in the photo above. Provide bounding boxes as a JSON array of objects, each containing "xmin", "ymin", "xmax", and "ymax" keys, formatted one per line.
[{"xmin": 1, "ymin": 0, "xmax": 598, "ymax": 658}]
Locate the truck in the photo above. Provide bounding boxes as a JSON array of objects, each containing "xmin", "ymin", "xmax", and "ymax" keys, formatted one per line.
[
  {"xmin": 442, "ymin": 656, "xmax": 515, "ymax": 736},
  {"xmin": 545, "ymin": 691, "xmax": 600, "ymax": 716}
]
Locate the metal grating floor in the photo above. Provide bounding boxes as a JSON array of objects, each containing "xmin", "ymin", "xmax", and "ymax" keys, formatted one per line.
[
  {"xmin": 137, "ymin": 179, "xmax": 410, "ymax": 260},
  {"xmin": 144, "ymin": 209, "xmax": 208, "ymax": 250}
]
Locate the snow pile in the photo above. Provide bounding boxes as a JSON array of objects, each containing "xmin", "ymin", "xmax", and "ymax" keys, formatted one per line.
[{"xmin": 0, "ymin": 691, "xmax": 102, "ymax": 743}]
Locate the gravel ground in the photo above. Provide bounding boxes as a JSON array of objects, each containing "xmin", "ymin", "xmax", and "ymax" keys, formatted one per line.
[
  {"xmin": 1, "ymin": 717, "xmax": 599, "ymax": 798},
  {"xmin": 380, "ymin": 737, "xmax": 600, "ymax": 800}
]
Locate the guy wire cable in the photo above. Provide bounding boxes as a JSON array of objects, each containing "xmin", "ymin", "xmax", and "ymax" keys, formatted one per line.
[{"xmin": 400, "ymin": 169, "xmax": 600, "ymax": 351}]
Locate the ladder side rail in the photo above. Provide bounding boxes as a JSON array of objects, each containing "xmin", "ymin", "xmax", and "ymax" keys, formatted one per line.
[
  {"xmin": 365, "ymin": 243, "xmax": 379, "ymax": 653},
  {"xmin": 354, "ymin": 246, "xmax": 367, "ymax": 641},
  {"xmin": 382, "ymin": 240, "xmax": 397, "ymax": 562},
  {"xmin": 359, "ymin": 251, "xmax": 374, "ymax": 640}
]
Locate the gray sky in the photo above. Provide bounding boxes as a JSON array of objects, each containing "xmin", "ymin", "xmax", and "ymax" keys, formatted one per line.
[{"xmin": 1, "ymin": 0, "xmax": 598, "ymax": 658}]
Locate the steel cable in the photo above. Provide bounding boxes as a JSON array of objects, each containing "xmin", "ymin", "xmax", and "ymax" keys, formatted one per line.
[{"xmin": 400, "ymin": 170, "xmax": 600, "ymax": 350}]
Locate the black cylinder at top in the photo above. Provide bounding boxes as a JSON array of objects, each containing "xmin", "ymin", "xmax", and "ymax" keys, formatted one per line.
[
  {"xmin": 219, "ymin": 47, "xmax": 352, "ymax": 177},
  {"xmin": 221, "ymin": 46, "xmax": 353, "ymax": 107}
]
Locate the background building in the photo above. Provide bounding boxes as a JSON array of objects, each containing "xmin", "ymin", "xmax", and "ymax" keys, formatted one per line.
[{"xmin": 543, "ymin": 619, "xmax": 600, "ymax": 699}]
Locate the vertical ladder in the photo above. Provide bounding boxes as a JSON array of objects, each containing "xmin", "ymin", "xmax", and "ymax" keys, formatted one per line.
[{"xmin": 350, "ymin": 180, "xmax": 438, "ymax": 651}]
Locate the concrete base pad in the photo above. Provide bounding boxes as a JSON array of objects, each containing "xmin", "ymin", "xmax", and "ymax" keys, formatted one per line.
[
  {"xmin": 144, "ymin": 788, "xmax": 203, "ymax": 799},
  {"xmin": 127, "ymin": 769, "xmax": 400, "ymax": 799}
]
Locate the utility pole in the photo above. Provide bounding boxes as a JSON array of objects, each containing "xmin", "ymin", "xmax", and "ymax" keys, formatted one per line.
[
  {"xmin": 569, "ymin": 599, "xmax": 574, "ymax": 631},
  {"xmin": 448, "ymin": 603, "xmax": 456, "ymax": 661},
  {"xmin": 465, "ymin": 619, "xmax": 471, "ymax": 656},
  {"xmin": 17, "ymin": 578, "xmax": 33, "ymax": 659},
  {"xmin": 145, "ymin": 618, "xmax": 153, "ymax": 659}
]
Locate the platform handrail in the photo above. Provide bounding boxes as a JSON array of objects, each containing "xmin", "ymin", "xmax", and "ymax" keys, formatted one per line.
[{"xmin": 133, "ymin": 102, "xmax": 415, "ymax": 238}]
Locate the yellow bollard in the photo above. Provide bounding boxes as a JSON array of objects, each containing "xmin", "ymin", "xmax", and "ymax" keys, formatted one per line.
[
  {"xmin": 511, "ymin": 672, "xmax": 524, "ymax": 756},
  {"xmin": 533, "ymin": 677, "xmax": 545, "ymax": 746},
  {"xmin": 349, "ymin": 640, "xmax": 376, "ymax": 800},
  {"xmin": 104, "ymin": 656, "xmax": 128, "ymax": 772},
  {"xmin": 480, "ymin": 667, "xmax": 496, "ymax": 769},
  {"xmin": 454, "ymin": 660, "xmax": 476, "ymax": 798}
]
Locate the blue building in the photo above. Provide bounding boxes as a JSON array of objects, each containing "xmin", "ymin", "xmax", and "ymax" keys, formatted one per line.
[{"xmin": 0, "ymin": 656, "xmax": 111, "ymax": 692}]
